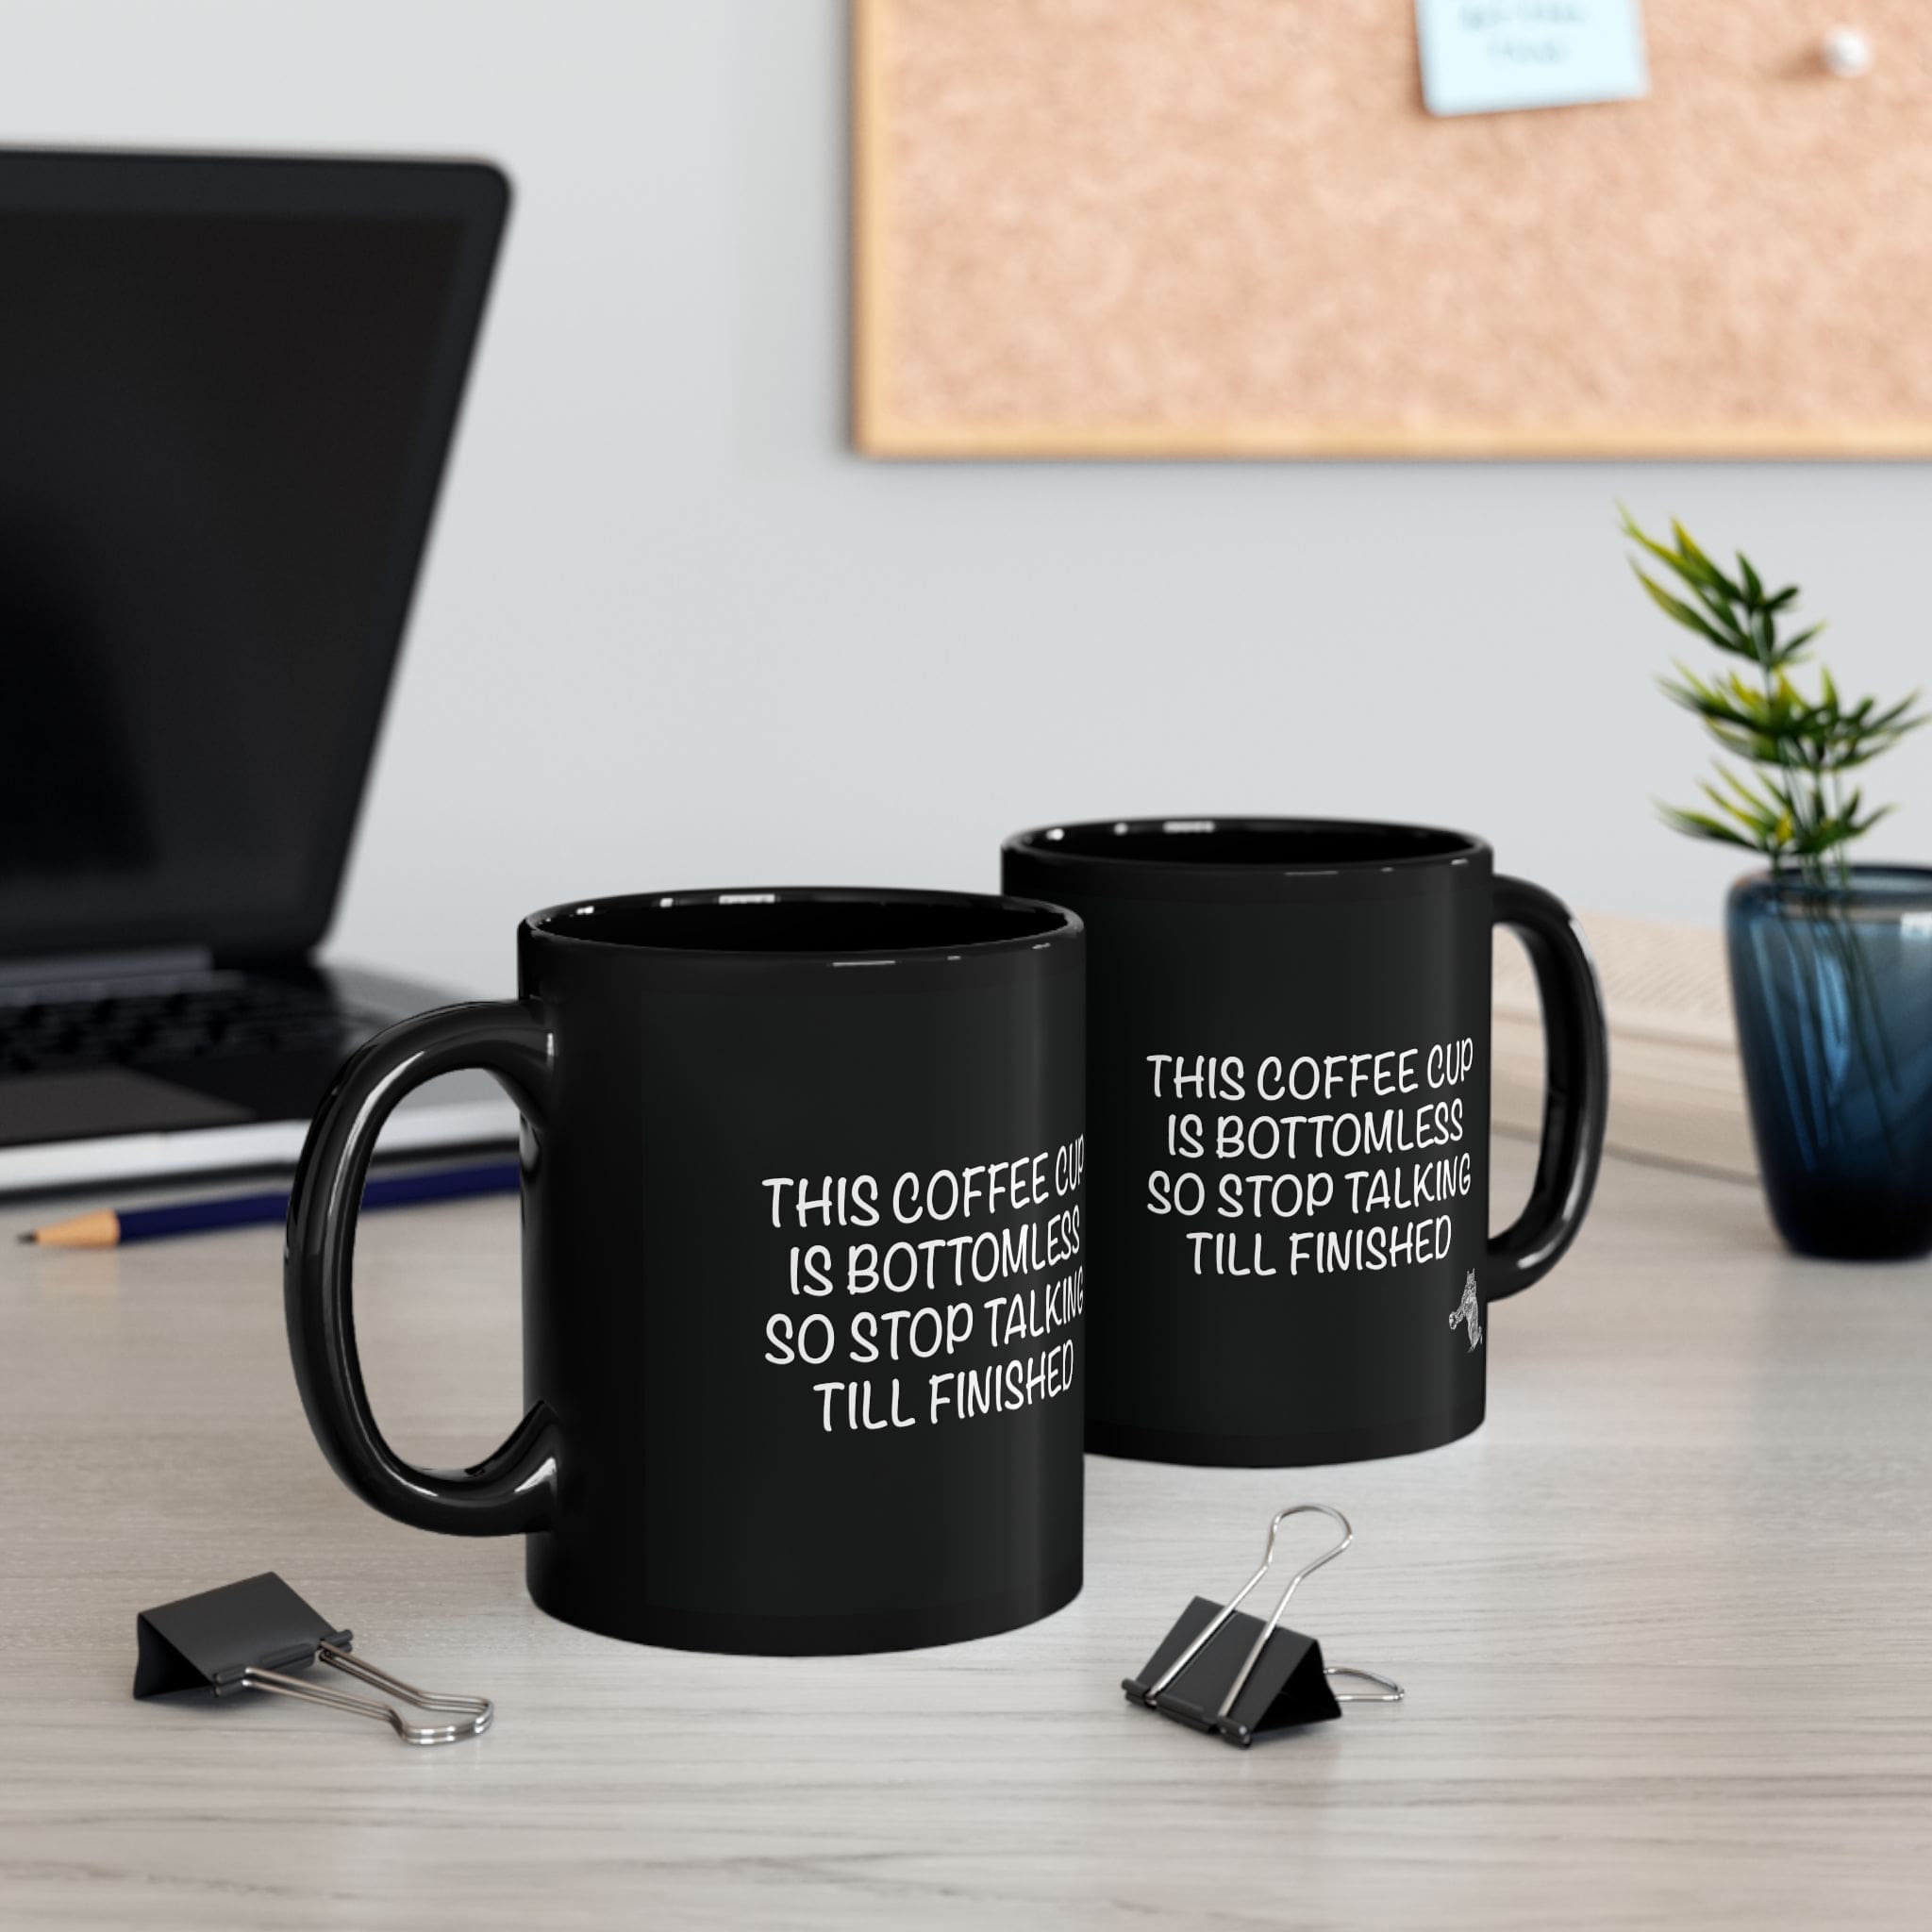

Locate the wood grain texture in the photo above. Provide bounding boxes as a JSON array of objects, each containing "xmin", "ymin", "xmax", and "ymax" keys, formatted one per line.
[
  {"xmin": 855, "ymin": 0, "xmax": 1932, "ymax": 458},
  {"xmin": 3, "ymin": 1142, "xmax": 1930, "ymax": 1928}
]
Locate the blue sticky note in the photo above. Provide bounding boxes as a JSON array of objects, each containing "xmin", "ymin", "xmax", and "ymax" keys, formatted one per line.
[{"xmin": 1416, "ymin": 0, "xmax": 1649, "ymax": 116}]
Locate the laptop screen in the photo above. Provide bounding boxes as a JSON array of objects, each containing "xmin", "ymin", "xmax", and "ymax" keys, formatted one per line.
[{"xmin": 0, "ymin": 155, "xmax": 506, "ymax": 962}]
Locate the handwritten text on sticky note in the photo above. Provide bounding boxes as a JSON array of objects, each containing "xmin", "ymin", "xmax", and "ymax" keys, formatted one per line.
[{"xmin": 1416, "ymin": 0, "xmax": 1649, "ymax": 117}]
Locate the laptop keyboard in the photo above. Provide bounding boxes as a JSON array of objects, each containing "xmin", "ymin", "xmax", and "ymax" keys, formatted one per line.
[{"xmin": 0, "ymin": 975, "xmax": 378, "ymax": 1077}]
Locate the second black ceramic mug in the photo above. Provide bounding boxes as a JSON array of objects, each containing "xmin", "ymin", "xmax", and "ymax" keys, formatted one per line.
[
  {"xmin": 285, "ymin": 888, "xmax": 1086, "ymax": 1655},
  {"xmin": 1003, "ymin": 819, "xmax": 1607, "ymax": 1466}
]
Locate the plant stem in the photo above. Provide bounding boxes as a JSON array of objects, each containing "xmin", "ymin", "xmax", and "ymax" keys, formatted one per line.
[{"xmin": 1742, "ymin": 590, "xmax": 1824, "ymax": 885}]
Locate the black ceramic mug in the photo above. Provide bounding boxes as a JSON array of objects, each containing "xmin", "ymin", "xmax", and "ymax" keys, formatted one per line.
[
  {"xmin": 285, "ymin": 888, "xmax": 1087, "ymax": 1655},
  {"xmin": 1002, "ymin": 819, "xmax": 1607, "ymax": 1466}
]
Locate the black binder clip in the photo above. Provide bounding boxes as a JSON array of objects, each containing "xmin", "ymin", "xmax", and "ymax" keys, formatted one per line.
[
  {"xmin": 134, "ymin": 1572, "xmax": 492, "ymax": 1745},
  {"xmin": 1123, "ymin": 1504, "xmax": 1403, "ymax": 1747}
]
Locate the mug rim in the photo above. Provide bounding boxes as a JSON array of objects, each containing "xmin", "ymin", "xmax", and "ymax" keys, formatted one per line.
[
  {"xmin": 523, "ymin": 885, "xmax": 1082, "ymax": 960},
  {"xmin": 1004, "ymin": 816, "xmax": 1491, "ymax": 874}
]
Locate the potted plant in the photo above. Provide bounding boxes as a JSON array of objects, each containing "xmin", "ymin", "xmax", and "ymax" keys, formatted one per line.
[{"xmin": 1625, "ymin": 512, "xmax": 1932, "ymax": 1259}]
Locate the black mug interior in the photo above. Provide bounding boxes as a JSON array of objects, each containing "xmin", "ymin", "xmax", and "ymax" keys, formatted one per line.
[
  {"xmin": 1010, "ymin": 817, "xmax": 1481, "ymax": 870},
  {"xmin": 527, "ymin": 887, "xmax": 1073, "ymax": 955}
]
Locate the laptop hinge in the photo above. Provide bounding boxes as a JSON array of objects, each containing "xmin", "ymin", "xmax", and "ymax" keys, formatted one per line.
[{"xmin": 0, "ymin": 947, "xmax": 216, "ymax": 992}]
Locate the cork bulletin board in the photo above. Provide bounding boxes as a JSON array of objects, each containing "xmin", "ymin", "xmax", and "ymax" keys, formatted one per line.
[{"xmin": 852, "ymin": 0, "xmax": 1932, "ymax": 458}]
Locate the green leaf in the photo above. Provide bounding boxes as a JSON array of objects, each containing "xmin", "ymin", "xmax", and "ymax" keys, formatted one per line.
[
  {"xmin": 1633, "ymin": 567, "xmax": 1736, "ymax": 649},
  {"xmin": 1623, "ymin": 510, "xmax": 1739, "ymax": 609},
  {"xmin": 1866, "ymin": 692, "xmax": 1925, "ymax": 732},
  {"xmin": 1695, "ymin": 780, "xmax": 1757, "ymax": 829},
  {"xmin": 1671, "ymin": 520, "xmax": 1739, "ymax": 597},
  {"xmin": 1657, "ymin": 805, "xmax": 1763, "ymax": 852},
  {"xmin": 1631, "ymin": 516, "xmax": 1917, "ymax": 858},
  {"xmin": 1714, "ymin": 766, "xmax": 1783, "ymax": 819}
]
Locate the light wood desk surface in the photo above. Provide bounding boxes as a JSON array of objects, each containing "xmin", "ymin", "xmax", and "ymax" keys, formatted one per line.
[{"xmin": 3, "ymin": 1141, "xmax": 1929, "ymax": 1930}]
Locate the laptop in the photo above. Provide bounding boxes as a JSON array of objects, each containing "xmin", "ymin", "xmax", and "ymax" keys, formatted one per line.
[{"xmin": 0, "ymin": 149, "xmax": 518, "ymax": 1196}]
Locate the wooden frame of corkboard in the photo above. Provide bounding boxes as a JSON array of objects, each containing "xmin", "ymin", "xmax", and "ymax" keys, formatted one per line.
[{"xmin": 852, "ymin": 0, "xmax": 1932, "ymax": 459}]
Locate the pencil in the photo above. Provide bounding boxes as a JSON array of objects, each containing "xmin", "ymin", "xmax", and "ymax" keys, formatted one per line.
[{"xmin": 18, "ymin": 1159, "xmax": 522, "ymax": 1248}]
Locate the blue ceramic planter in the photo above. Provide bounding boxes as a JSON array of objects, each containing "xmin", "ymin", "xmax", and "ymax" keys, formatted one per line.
[{"xmin": 1727, "ymin": 867, "xmax": 1932, "ymax": 1259}]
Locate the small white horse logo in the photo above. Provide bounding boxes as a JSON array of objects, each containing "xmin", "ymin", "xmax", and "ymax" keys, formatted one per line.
[{"xmin": 1449, "ymin": 1271, "xmax": 1482, "ymax": 1352}]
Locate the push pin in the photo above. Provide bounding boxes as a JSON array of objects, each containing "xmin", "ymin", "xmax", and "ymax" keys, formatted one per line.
[
  {"xmin": 1124, "ymin": 1504, "xmax": 1403, "ymax": 1747},
  {"xmin": 134, "ymin": 1572, "xmax": 492, "ymax": 1745},
  {"xmin": 1822, "ymin": 26, "xmax": 1873, "ymax": 78}
]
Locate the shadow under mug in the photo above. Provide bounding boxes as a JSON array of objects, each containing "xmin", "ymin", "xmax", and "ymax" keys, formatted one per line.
[
  {"xmin": 1003, "ymin": 818, "xmax": 1608, "ymax": 1466},
  {"xmin": 285, "ymin": 888, "xmax": 1087, "ymax": 1656}
]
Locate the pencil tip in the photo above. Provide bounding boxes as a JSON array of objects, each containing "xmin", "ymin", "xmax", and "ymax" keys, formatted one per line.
[{"xmin": 16, "ymin": 1232, "xmax": 37, "ymax": 1244}]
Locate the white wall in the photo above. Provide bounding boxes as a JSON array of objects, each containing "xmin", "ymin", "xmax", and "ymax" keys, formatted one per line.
[{"xmin": 11, "ymin": 0, "xmax": 1932, "ymax": 994}]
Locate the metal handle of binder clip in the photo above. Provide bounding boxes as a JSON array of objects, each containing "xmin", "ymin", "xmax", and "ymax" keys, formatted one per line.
[
  {"xmin": 1144, "ymin": 1504, "xmax": 1404, "ymax": 1721},
  {"xmin": 236, "ymin": 1641, "xmax": 494, "ymax": 1745},
  {"xmin": 1325, "ymin": 1665, "xmax": 1405, "ymax": 1703}
]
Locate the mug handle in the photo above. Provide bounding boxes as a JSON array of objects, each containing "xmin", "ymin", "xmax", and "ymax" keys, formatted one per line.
[
  {"xmin": 284, "ymin": 1001, "xmax": 560, "ymax": 1535},
  {"xmin": 1485, "ymin": 877, "xmax": 1609, "ymax": 1301}
]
